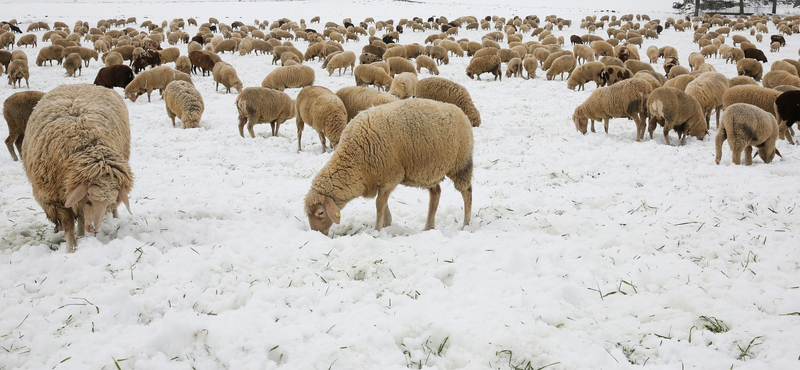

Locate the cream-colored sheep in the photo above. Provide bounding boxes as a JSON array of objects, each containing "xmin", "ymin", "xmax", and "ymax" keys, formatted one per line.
[
  {"xmin": 388, "ymin": 72, "xmax": 418, "ymax": 99},
  {"xmin": 663, "ymin": 74, "xmax": 695, "ymax": 91},
  {"xmin": 16, "ymin": 34, "xmax": 37, "ymax": 48},
  {"xmin": 295, "ymin": 85, "xmax": 348, "ymax": 153},
  {"xmin": 722, "ymin": 85, "xmax": 782, "ymax": 116},
  {"xmin": 572, "ymin": 78, "xmax": 652, "ymax": 140},
  {"xmin": 36, "ymin": 45, "xmax": 64, "ymax": 66},
  {"xmin": 737, "ymin": 58, "xmax": 763, "ymax": 81},
  {"xmin": 685, "ymin": 72, "xmax": 728, "ymax": 128},
  {"xmin": 175, "ymin": 55, "xmax": 191, "ymax": 74},
  {"xmin": 647, "ymin": 86, "xmax": 708, "ymax": 145},
  {"xmin": 415, "ymin": 77, "xmax": 481, "ymax": 127},
  {"xmin": 771, "ymin": 60, "xmax": 799, "ymax": 76},
  {"xmin": 726, "ymin": 48, "xmax": 744, "ymax": 64},
  {"xmin": 124, "ymin": 65, "xmax": 177, "ymax": 102},
  {"xmin": 567, "ymin": 61, "xmax": 604, "ymax": 90},
  {"xmin": 505, "ymin": 57, "xmax": 523, "ymax": 78},
  {"xmin": 7, "ymin": 59, "xmax": 28, "ymax": 88},
  {"xmin": 573, "ymin": 44, "xmax": 595, "ymax": 64},
  {"xmin": 354, "ymin": 64, "xmax": 393, "ymax": 91},
  {"xmin": 335, "ymin": 86, "xmax": 399, "ymax": 122},
  {"xmin": 633, "ymin": 70, "xmax": 663, "ymax": 90},
  {"xmin": 541, "ymin": 50, "xmax": 572, "ymax": 71},
  {"xmin": 63, "ymin": 52, "xmax": 82, "ymax": 77},
  {"xmin": 304, "ymin": 99, "xmax": 473, "ymax": 235},
  {"xmin": 236, "ymin": 87, "xmax": 295, "ymax": 138},
  {"xmin": 727, "ymin": 75, "xmax": 759, "ymax": 87},
  {"xmin": 624, "ymin": 59, "xmax": 654, "ymax": 75},
  {"xmin": 326, "ymin": 50, "xmax": 356, "ymax": 76},
  {"xmin": 4, "ymin": 91, "xmax": 46, "ymax": 161},
  {"xmin": 700, "ymin": 44, "xmax": 718, "ymax": 58},
  {"xmin": 770, "ymin": 41, "xmax": 781, "ymax": 52},
  {"xmin": 590, "ymin": 40, "xmax": 614, "ymax": 57},
  {"xmin": 466, "ymin": 55, "xmax": 502, "ymax": 80},
  {"xmin": 762, "ymin": 70, "xmax": 800, "ymax": 89},
  {"xmin": 261, "ymin": 64, "xmax": 315, "ymax": 91},
  {"xmin": 164, "ymin": 80, "xmax": 204, "ymax": 129},
  {"xmin": 159, "ymin": 47, "xmax": 180, "ymax": 64},
  {"xmin": 523, "ymin": 54, "xmax": 538, "ymax": 79},
  {"xmin": 715, "ymin": 103, "xmax": 782, "ymax": 165},
  {"xmin": 646, "ymin": 45, "xmax": 659, "ymax": 63},
  {"xmin": 386, "ymin": 56, "xmax": 416, "ymax": 77},
  {"xmin": 61, "ymin": 46, "xmax": 99, "ymax": 67},
  {"xmin": 415, "ymin": 55, "xmax": 439, "ymax": 75},
  {"xmin": 22, "ymin": 84, "xmax": 133, "ymax": 252},
  {"xmin": 688, "ymin": 52, "xmax": 705, "ymax": 71},
  {"xmin": 212, "ymin": 62, "xmax": 243, "ymax": 93},
  {"xmin": 103, "ymin": 51, "xmax": 123, "ymax": 67},
  {"xmin": 667, "ymin": 65, "xmax": 690, "ymax": 79}
]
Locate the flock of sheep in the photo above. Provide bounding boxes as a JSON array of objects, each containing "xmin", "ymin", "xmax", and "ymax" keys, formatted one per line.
[{"xmin": 1, "ymin": 9, "xmax": 799, "ymax": 251}]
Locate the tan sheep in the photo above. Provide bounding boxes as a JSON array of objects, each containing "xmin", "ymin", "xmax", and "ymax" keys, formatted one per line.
[
  {"xmin": 541, "ymin": 50, "xmax": 572, "ymax": 71},
  {"xmin": 646, "ymin": 45, "xmax": 659, "ymax": 63},
  {"xmin": 304, "ymin": 99, "xmax": 473, "ymax": 235},
  {"xmin": 727, "ymin": 75, "xmax": 759, "ymax": 87},
  {"xmin": 505, "ymin": 57, "xmax": 523, "ymax": 78},
  {"xmin": 164, "ymin": 80, "xmax": 204, "ymax": 129},
  {"xmin": 4, "ymin": 91, "xmax": 46, "ymax": 161},
  {"xmin": 295, "ymin": 86, "xmax": 348, "ymax": 153},
  {"xmin": 663, "ymin": 74, "xmax": 696, "ymax": 91},
  {"xmin": 523, "ymin": 54, "xmax": 538, "ymax": 79},
  {"xmin": 36, "ymin": 45, "xmax": 64, "ymax": 66},
  {"xmin": 633, "ymin": 70, "xmax": 663, "ymax": 90},
  {"xmin": 212, "ymin": 62, "xmax": 243, "ymax": 94},
  {"xmin": 22, "ymin": 84, "xmax": 133, "ymax": 252},
  {"xmin": 7, "ymin": 59, "xmax": 28, "ymax": 88},
  {"xmin": 415, "ymin": 77, "xmax": 481, "ymax": 127},
  {"xmin": 726, "ymin": 48, "xmax": 744, "ymax": 64},
  {"xmin": 771, "ymin": 60, "xmax": 798, "ymax": 76},
  {"xmin": 737, "ymin": 58, "xmax": 763, "ymax": 81},
  {"xmin": 624, "ymin": 59, "xmax": 654, "ymax": 75},
  {"xmin": 236, "ymin": 87, "xmax": 295, "ymax": 138},
  {"xmin": 715, "ymin": 103, "xmax": 782, "ymax": 165},
  {"xmin": 688, "ymin": 52, "xmax": 705, "ymax": 71},
  {"xmin": 386, "ymin": 56, "xmax": 416, "ymax": 77},
  {"xmin": 573, "ymin": 44, "xmax": 595, "ymax": 64},
  {"xmin": 762, "ymin": 70, "xmax": 800, "ymax": 89},
  {"xmin": 175, "ymin": 55, "xmax": 191, "ymax": 74},
  {"xmin": 335, "ymin": 86, "xmax": 399, "ymax": 122},
  {"xmin": 723, "ymin": 85, "xmax": 782, "ymax": 116},
  {"xmin": 685, "ymin": 72, "xmax": 728, "ymax": 128},
  {"xmin": 567, "ymin": 61, "xmax": 604, "ymax": 90},
  {"xmin": 547, "ymin": 54, "xmax": 577, "ymax": 81},
  {"xmin": 261, "ymin": 64, "xmax": 315, "ymax": 91},
  {"xmin": 572, "ymin": 78, "xmax": 652, "ymax": 140},
  {"xmin": 159, "ymin": 47, "xmax": 180, "ymax": 64},
  {"xmin": 103, "ymin": 51, "xmax": 123, "ymax": 67},
  {"xmin": 590, "ymin": 40, "xmax": 614, "ymax": 57},
  {"xmin": 770, "ymin": 42, "xmax": 780, "ymax": 52},
  {"xmin": 466, "ymin": 55, "xmax": 502, "ymax": 81},
  {"xmin": 124, "ymin": 65, "xmax": 177, "ymax": 102},
  {"xmin": 415, "ymin": 55, "xmax": 439, "ymax": 75},
  {"xmin": 326, "ymin": 51, "xmax": 356, "ymax": 76},
  {"xmin": 63, "ymin": 52, "xmax": 82, "ymax": 77},
  {"xmin": 667, "ymin": 65, "xmax": 690, "ymax": 79},
  {"xmin": 647, "ymin": 87, "xmax": 708, "ymax": 145},
  {"xmin": 354, "ymin": 64, "xmax": 393, "ymax": 91},
  {"xmin": 16, "ymin": 34, "xmax": 37, "ymax": 48},
  {"xmin": 388, "ymin": 72, "xmax": 418, "ymax": 99}
]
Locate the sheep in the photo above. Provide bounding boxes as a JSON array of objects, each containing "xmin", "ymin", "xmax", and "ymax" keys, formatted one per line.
[
  {"xmin": 590, "ymin": 40, "xmax": 614, "ymax": 57},
  {"xmin": 212, "ymin": 62, "xmax": 243, "ymax": 93},
  {"xmin": 685, "ymin": 72, "xmax": 728, "ymax": 128},
  {"xmin": 16, "ymin": 34, "xmax": 36, "ymax": 48},
  {"xmin": 573, "ymin": 44, "xmax": 595, "ymax": 64},
  {"xmin": 326, "ymin": 51, "xmax": 356, "ymax": 76},
  {"xmin": 466, "ymin": 55, "xmax": 502, "ymax": 81},
  {"xmin": 304, "ymin": 99, "xmax": 472, "ymax": 235},
  {"xmin": 774, "ymin": 90, "xmax": 800, "ymax": 144},
  {"xmin": 727, "ymin": 75, "xmax": 759, "ymax": 87},
  {"xmin": 762, "ymin": 70, "xmax": 800, "ymax": 89},
  {"xmin": 541, "ymin": 50, "xmax": 572, "ymax": 71},
  {"xmin": 770, "ymin": 42, "xmax": 780, "ymax": 52},
  {"xmin": 723, "ymin": 85, "xmax": 782, "ymax": 118},
  {"xmin": 354, "ymin": 63, "xmax": 393, "ymax": 91},
  {"xmin": 567, "ymin": 61, "xmax": 605, "ymax": 91},
  {"xmin": 188, "ymin": 50, "xmax": 218, "ymax": 76},
  {"xmin": 3, "ymin": 91, "xmax": 45, "ymax": 161},
  {"xmin": 646, "ymin": 87, "xmax": 708, "ymax": 145},
  {"xmin": 715, "ymin": 103, "xmax": 782, "ymax": 165},
  {"xmin": 523, "ymin": 54, "xmax": 538, "ymax": 80},
  {"xmin": 236, "ymin": 87, "xmax": 295, "ymax": 138},
  {"xmin": 63, "ymin": 52, "xmax": 82, "ymax": 77},
  {"xmin": 7, "ymin": 59, "xmax": 28, "ymax": 88},
  {"xmin": 0, "ymin": 32, "xmax": 14, "ymax": 50},
  {"xmin": 295, "ymin": 86, "xmax": 348, "ymax": 153},
  {"xmin": 600, "ymin": 65, "xmax": 632, "ymax": 86},
  {"xmin": 688, "ymin": 52, "xmax": 705, "ymax": 71},
  {"xmin": 743, "ymin": 48, "xmax": 767, "ymax": 63},
  {"xmin": 774, "ymin": 59, "xmax": 800, "ymax": 76},
  {"xmin": 429, "ymin": 45, "xmax": 450, "ymax": 65},
  {"xmin": 700, "ymin": 44, "xmax": 718, "ymax": 58},
  {"xmin": 547, "ymin": 54, "xmax": 577, "ymax": 81},
  {"xmin": 624, "ymin": 59, "xmax": 654, "ymax": 75},
  {"xmin": 62, "ymin": 46, "xmax": 99, "ymax": 67},
  {"xmin": 21, "ymin": 84, "xmax": 133, "ymax": 252},
  {"xmin": 633, "ymin": 70, "xmax": 663, "ymax": 90},
  {"xmin": 667, "ymin": 65, "xmax": 690, "ymax": 79},
  {"xmin": 261, "ymin": 64, "xmax": 315, "ymax": 91},
  {"xmin": 159, "ymin": 47, "xmax": 180, "ymax": 64},
  {"xmin": 124, "ymin": 65, "xmax": 178, "ymax": 102},
  {"xmin": 663, "ymin": 74, "xmax": 695, "ymax": 91},
  {"xmin": 386, "ymin": 56, "xmax": 417, "ymax": 77},
  {"xmin": 359, "ymin": 52, "xmax": 381, "ymax": 65},
  {"xmin": 415, "ymin": 55, "xmax": 439, "ymax": 75},
  {"xmin": 414, "ymin": 77, "xmax": 481, "ymax": 127},
  {"xmin": 93, "ymin": 64, "xmax": 135, "ymax": 89},
  {"xmin": 572, "ymin": 78, "xmax": 652, "ymax": 140},
  {"xmin": 736, "ymin": 58, "xmax": 763, "ymax": 81},
  {"xmin": 175, "ymin": 55, "xmax": 191, "ymax": 74},
  {"xmin": 103, "ymin": 51, "xmax": 123, "ymax": 67},
  {"xmin": 36, "ymin": 45, "xmax": 64, "ymax": 66},
  {"xmin": 646, "ymin": 45, "xmax": 659, "ymax": 63},
  {"xmin": 280, "ymin": 52, "xmax": 302, "ymax": 66},
  {"xmin": 163, "ymin": 80, "xmax": 204, "ymax": 129},
  {"xmin": 388, "ymin": 72, "xmax": 418, "ymax": 99},
  {"xmin": 505, "ymin": 57, "xmax": 523, "ymax": 78},
  {"xmin": 335, "ymin": 86, "xmax": 399, "ymax": 122}
]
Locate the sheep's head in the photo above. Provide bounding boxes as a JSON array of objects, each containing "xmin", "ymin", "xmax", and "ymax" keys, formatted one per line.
[
  {"xmin": 125, "ymin": 91, "xmax": 140, "ymax": 102},
  {"xmin": 65, "ymin": 177, "xmax": 131, "ymax": 234},
  {"xmin": 305, "ymin": 190, "xmax": 340, "ymax": 235},
  {"xmin": 233, "ymin": 81, "xmax": 243, "ymax": 93},
  {"xmin": 573, "ymin": 113, "xmax": 588, "ymax": 134},
  {"xmin": 755, "ymin": 146, "xmax": 782, "ymax": 164}
]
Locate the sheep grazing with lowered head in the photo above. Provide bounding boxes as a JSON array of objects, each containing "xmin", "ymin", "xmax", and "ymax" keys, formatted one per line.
[
  {"xmin": 124, "ymin": 65, "xmax": 178, "ymax": 102},
  {"xmin": 261, "ymin": 64, "xmax": 316, "ymax": 91},
  {"xmin": 566, "ymin": 61, "xmax": 604, "ymax": 90},
  {"xmin": 354, "ymin": 64, "xmax": 393, "ymax": 91},
  {"xmin": 774, "ymin": 90, "xmax": 800, "ymax": 145},
  {"xmin": 4, "ymin": 91, "xmax": 46, "ymax": 161},
  {"xmin": 572, "ymin": 78, "xmax": 652, "ymax": 140},
  {"xmin": 466, "ymin": 55, "xmax": 502, "ymax": 81},
  {"xmin": 295, "ymin": 86, "xmax": 348, "ymax": 153},
  {"xmin": 164, "ymin": 81, "xmax": 204, "ymax": 129},
  {"xmin": 684, "ymin": 72, "xmax": 728, "ymax": 129},
  {"xmin": 335, "ymin": 86, "xmax": 399, "ymax": 122},
  {"xmin": 21, "ymin": 84, "xmax": 134, "ymax": 252},
  {"xmin": 93, "ymin": 65, "xmax": 135, "ymax": 89},
  {"xmin": 415, "ymin": 77, "xmax": 481, "ymax": 127},
  {"xmin": 7, "ymin": 59, "xmax": 29, "ymax": 88},
  {"xmin": 304, "ymin": 99, "xmax": 473, "ymax": 235},
  {"xmin": 236, "ymin": 87, "xmax": 295, "ymax": 138},
  {"xmin": 715, "ymin": 103, "xmax": 782, "ymax": 165},
  {"xmin": 388, "ymin": 72, "xmax": 418, "ymax": 99},
  {"xmin": 647, "ymin": 86, "xmax": 708, "ymax": 145},
  {"xmin": 212, "ymin": 62, "xmax": 243, "ymax": 93}
]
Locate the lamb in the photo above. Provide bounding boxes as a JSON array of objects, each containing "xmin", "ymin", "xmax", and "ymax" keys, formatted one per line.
[
  {"xmin": 261, "ymin": 64, "xmax": 316, "ymax": 91},
  {"xmin": 736, "ymin": 58, "xmax": 763, "ymax": 81},
  {"xmin": 7, "ymin": 59, "xmax": 28, "ymax": 88},
  {"xmin": 93, "ymin": 65, "xmax": 135, "ymax": 89},
  {"xmin": 164, "ymin": 80, "xmax": 204, "ymax": 129},
  {"xmin": 335, "ymin": 86, "xmax": 399, "ymax": 122},
  {"xmin": 466, "ymin": 55, "xmax": 502, "ymax": 81},
  {"xmin": 572, "ymin": 78, "xmax": 652, "ymax": 141},
  {"xmin": 415, "ymin": 54, "xmax": 439, "ymax": 75},
  {"xmin": 567, "ymin": 61, "xmax": 604, "ymax": 90},
  {"xmin": 684, "ymin": 72, "xmax": 728, "ymax": 128},
  {"xmin": 715, "ymin": 103, "xmax": 782, "ymax": 165},
  {"xmin": 326, "ymin": 51, "xmax": 356, "ymax": 76},
  {"xmin": 762, "ymin": 70, "xmax": 800, "ymax": 89},
  {"xmin": 415, "ymin": 77, "xmax": 481, "ymax": 127},
  {"xmin": 354, "ymin": 63, "xmax": 393, "ymax": 91},
  {"xmin": 212, "ymin": 62, "xmax": 243, "ymax": 93},
  {"xmin": 36, "ymin": 45, "xmax": 64, "ymax": 66},
  {"xmin": 236, "ymin": 87, "xmax": 295, "ymax": 138},
  {"xmin": 774, "ymin": 90, "xmax": 800, "ymax": 144},
  {"xmin": 647, "ymin": 86, "xmax": 708, "ymax": 145},
  {"xmin": 388, "ymin": 72, "xmax": 418, "ymax": 99},
  {"xmin": 547, "ymin": 54, "xmax": 577, "ymax": 81},
  {"xmin": 304, "ymin": 99, "xmax": 472, "ymax": 235},
  {"xmin": 295, "ymin": 86, "xmax": 348, "ymax": 153},
  {"xmin": 124, "ymin": 65, "xmax": 179, "ymax": 102},
  {"xmin": 175, "ymin": 55, "xmax": 191, "ymax": 74},
  {"xmin": 4, "ymin": 91, "xmax": 45, "ymax": 161},
  {"xmin": 386, "ymin": 56, "xmax": 416, "ymax": 77},
  {"xmin": 21, "ymin": 84, "xmax": 134, "ymax": 252}
]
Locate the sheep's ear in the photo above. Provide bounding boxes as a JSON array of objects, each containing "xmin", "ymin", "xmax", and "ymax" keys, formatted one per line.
[
  {"xmin": 118, "ymin": 189, "xmax": 132, "ymax": 214},
  {"xmin": 775, "ymin": 148, "xmax": 783, "ymax": 158},
  {"xmin": 324, "ymin": 196, "xmax": 341, "ymax": 224},
  {"xmin": 64, "ymin": 183, "xmax": 89, "ymax": 208}
]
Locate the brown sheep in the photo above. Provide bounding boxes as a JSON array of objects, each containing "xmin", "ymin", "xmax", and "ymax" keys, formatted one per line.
[{"xmin": 4, "ymin": 91, "xmax": 46, "ymax": 161}]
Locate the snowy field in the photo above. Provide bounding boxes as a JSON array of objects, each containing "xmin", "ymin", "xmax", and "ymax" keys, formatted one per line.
[{"xmin": 1, "ymin": 0, "xmax": 800, "ymax": 369}]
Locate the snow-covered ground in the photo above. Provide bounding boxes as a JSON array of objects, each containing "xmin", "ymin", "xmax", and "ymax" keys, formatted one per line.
[{"xmin": 1, "ymin": 1, "xmax": 800, "ymax": 369}]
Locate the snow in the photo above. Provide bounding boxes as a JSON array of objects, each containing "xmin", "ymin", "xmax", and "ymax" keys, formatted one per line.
[{"xmin": 1, "ymin": 0, "xmax": 800, "ymax": 369}]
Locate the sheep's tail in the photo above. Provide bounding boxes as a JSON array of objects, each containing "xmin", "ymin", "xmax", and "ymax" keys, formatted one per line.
[{"xmin": 237, "ymin": 97, "xmax": 247, "ymax": 113}]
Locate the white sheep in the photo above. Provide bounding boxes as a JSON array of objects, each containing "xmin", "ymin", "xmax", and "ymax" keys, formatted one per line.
[
  {"xmin": 388, "ymin": 72, "xmax": 418, "ymax": 99},
  {"xmin": 715, "ymin": 103, "xmax": 782, "ymax": 165},
  {"xmin": 261, "ymin": 64, "xmax": 315, "ymax": 91},
  {"xmin": 164, "ymin": 80, "xmax": 204, "ymax": 129},
  {"xmin": 21, "ymin": 84, "xmax": 133, "ymax": 252},
  {"xmin": 295, "ymin": 86, "xmax": 349, "ymax": 153},
  {"xmin": 212, "ymin": 62, "xmax": 243, "ymax": 93},
  {"xmin": 304, "ymin": 99, "xmax": 473, "ymax": 235},
  {"xmin": 572, "ymin": 78, "xmax": 652, "ymax": 141},
  {"xmin": 647, "ymin": 86, "xmax": 708, "ymax": 145},
  {"xmin": 415, "ymin": 77, "xmax": 481, "ymax": 127},
  {"xmin": 236, "ymin": 87, "xmax": 295, "ymax": 138}
]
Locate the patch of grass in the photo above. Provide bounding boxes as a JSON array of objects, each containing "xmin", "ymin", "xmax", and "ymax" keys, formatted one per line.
[
  {"xmin": 496, "ymin": 349, "xmax": 560, "ymax": 370},
  {"xmin": 736, "ymin": 336, "xmax": 763, "ymax": 360},
  {"xmin": 699, "ymin": 316, "xmax": 729, "ymax": 333}
]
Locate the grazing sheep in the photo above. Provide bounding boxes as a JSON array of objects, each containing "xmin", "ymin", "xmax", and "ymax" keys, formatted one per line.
[
  {"xmin": 359, "ymin": 52, "xmax": 381, "ymax": 65},
  {"xmin": 633, "ymin": 70, "xmax": 663, "ymax": 90},
  {"xmin": 188, "ymin": 50, "xmax": 218, "ymax": 76},
  {"xmin": 164, "ymin": 80, "xmax": 204, "ymax": 129},
  {"xmin": 770, "ymin": 42, "xmax": 780, "ymax": 52},
  {"xmin": 4, "ymin": 91, "xmax": 45, "ymax": 161},
  {"xmin": 774, "ymin": 90, "xmax": 800, "ymax": 144},
  {"xmin": 415, "ymin": 54, "xmax": 439, "ymax": 75},
  {"xmin": 354, "ymin": 63, "xmax": 393, "ymax": 91},
  {"xmin": 647, "ymin": 87, "xmax": 708, "ymax": 145},
  {"xmin": 505, "ymin": 57, "xmax": 523, "ymax": 78},
  {"xmin": 175, "ymin": 55, "xmax": 191, "ymax": 74},
  {"xmin": 541, "ymin": 50, "xmax": 572, "ymax": 71},
  {"xmin": 21, "ymin": 84, "xmax": 133, "ymax": 252},
  {"xmin": 646, "ymin": 45, "xmax": 659, "ymax": 63},
  {"xmin": 726, "ymin": 48, "xmax": 744, "ymax": 64},
  {"xmin": 388, "ymin": 72, "xmax": 418, "ymax": 99},
  {"xmin": 762, "ymin": 70, "xmax": 800, "ymax": 89},
  {"xmin": 261, "ymin": 64, "xmax": 315, "ymax": 91},
  {"xmin": 573, "ymin": 44, "xmax": 595, "ymax": 64},
  {"xmin": 624, "ymin": 59, "xmax": 654, "ymax": 75},
  {"xmin": 61, "ymin": 46, "xmax": 99, "ymax": 67},
  {"xmin": 685, "ymin": 72, "xmax": 728, "ymax": 128},
  {"xmin": 159, "ymin": 47, "xmax": 180, "ymax": 63},
  {"xmin": 326, "ymin": 50, "xmax": 356, "ymax": 76},
  {"xmin": 386, "ymin": 56, "xmax": 416, "ymax": 77},
  {"xmin": 103, "ymin": 51, "xmax": 123, "ymax": 67},
  {"xmin": 547, "ymin": 54, "xmax": 577, "ymax": 81},
  {"xmin": 743, "ymin": 48, "xmax": 767, "ymax": 63},
  {"xmin": 523, "ymin": 54, "xmax": 538, "ymax": 80},
  {"xmin": 16, "ymin": 34, "xmax": 36, "ymax": 48},
  {"xmin": 667, "ymin": 65, "xmax": 690, "ymax": 79},
  {"xmin": 736, "ymin": 58, "xmax": 763, "ymax": 81},
  {"xmin": 335, "ymin": 86, "xmax": 399, "ymax": 122},
  {"xmin": 663, "ymin": 74, "xmax": 696, "ymax": 91},
  {"xmin": 688, "ymin": 52, "xmax": 705, "ymax": 71},
  {"xmin": 572, "ymin": 78, "xmax": 652, "ymax": 140},
  {"xmin": 93, "ymin": 65, "xmax": 135, "ymax": 89},
  {"xmin": 295, "ymin": 86, "xmax": 348, "ymax": 153},
  {"xmin": 415, "ymin": 77, "xmax": 481, "ymax": 127},
  {"xmin": 727, "ymin": 75, "xmax": 759, "ymax": 87},
  {"xmin": 212, "ymin": 62, "xmax": 243, "ymax": 93},
  {"xmin": 601, "ymin": 65, "xmax": 632, "ymax": 86},
  {"xmin": 771, "ymin": 60, "xmax": 798, "ymax": 76},
  {"xmin": 36, "ymin": 45, "xmax": 65, "ymax": 66},
  {"xmin": 63, "ymin": 52, "xmax": 82, "ymax": 77},
  {"xmin": 124, "ymin": 65, "xmax": 178, "ymax": 102},
  {"xmin": 715, "ymin": 103, "xmax": 781, "ymax": 165},
  {"xmin": 567, "ymin": 61, "xmax": 605, "ymax": 90},
  {"xmin": 7, "ymin": 59, "xmax": 28, "ymax": 88},
  {"xmin": 590, "ymin": 40, "xmax": 614, "ymax": 57},
  {"xmin": 304, "ymin": 99, "xmax": 472, "ymax": 235},
  {"xmin": 723, "ymin": 85, "xmax": 782, "ymax": 117},
  {"xmin": 236, "ymin": 87, "xmax": 295, "ymax": 138},
  {"xmin": 466, "ymin": 55, "xmax": 502, "ymax": 81}
]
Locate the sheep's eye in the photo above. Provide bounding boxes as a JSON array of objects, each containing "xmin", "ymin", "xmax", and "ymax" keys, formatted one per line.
[{"xmin": 316, "ymin": 210, "xmax": 325, "ymax": 218}]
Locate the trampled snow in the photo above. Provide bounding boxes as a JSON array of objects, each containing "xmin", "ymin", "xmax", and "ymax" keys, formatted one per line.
[{"xmin": 1, "ymin": 1, "xmax": 799, "ymax": 369}]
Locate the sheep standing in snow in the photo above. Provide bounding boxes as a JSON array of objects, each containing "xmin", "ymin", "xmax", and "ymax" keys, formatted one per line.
[
  {"xmin": 415, "ymin": 77, "xmax": 481, "ymax": 127},
  {"xmin": 212, "ymin": 62, "xmax": 243, "ymax": 93},
  {"xmin": 164, "ymin": 81, "xmax": 204, "ymax": 129},
  {"xmin": 4, "ymin": 91, "xmax": 46, "ymax": 161},
  {"xmin": 388, "ymin": 72, "xmax": 418, "ymax": 99},
  {"xmin": 715, "ymin": 103, "xmax": 782, "ymax": 165},
  {"xmin": 295, "ymin": 86, "xmax": 348, "ymax": 153},
  {"xmin": 236, "ymin": 87, "xmax": 295, "ymax": 138},
  {"xmin": 572, "ymin": 78, "xmax": 652, "ymax": 140},
  {"xmin": 466, "ymin": 55, "xmax": 502, "ymax": 81},
  {"xmin": 647, "ymin": 87, "xmax": 708, "ymax": 145}
]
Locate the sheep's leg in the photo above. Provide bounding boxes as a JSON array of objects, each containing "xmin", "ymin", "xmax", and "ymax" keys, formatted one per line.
[
  {"xmin": 238, "ymin": 115, "xmax": 248, "ymax": 137},
  {"xmin": 604, "ymin": 119, "xmax": 609, "ymax": 134},
  {"xmin": 58, "ymin": 210, "xmax": 77, "ymax": 253},
  {"xmin": 296, "ymin": 118, "xmax": 305, "ymax": 152},
  {"xmin": 374, "ymin": 187, "xmax": 395, "ymax": 230},
  {"xmin": 648, "ymin": 117, "xmax": 657, "ymax": 139},
  {"xmin": 146, "ymin": 88, "xmax": 153, "ymax": 102},
  {"xmin": 424, "ymin": 184, "xmax": 441, "ymax": 230},
  {"xmin": 317, "ymin": 131, "xmax": 327, "ymax": 153},
  {"xmin": 270, "ymin": 122, "xmax": 277, "ymax": 137},
  {"xmin": 590, "ymin": 120, "xmax": 596, "ymax": 133},
  {"xmin": 715, "ymin": 129, "xmax": 727, "ymax": 164},
  {"xmin": 76, "ymin": 214, "xmax": 86, "ymax": 237},
  {"xmin": 5, "ymin": 135, "xmax": 19, "ymax": 161},
  {"xmin": 166, "ymin": 108, "xmax": 176, "ymax": 127},
  {"xmin": 744, "ymin": 145, "xmax": 753, "ymax": 165},
  {"xmin": 663, "ymin": 126, "xmax": 672, "ymax": 146}
]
